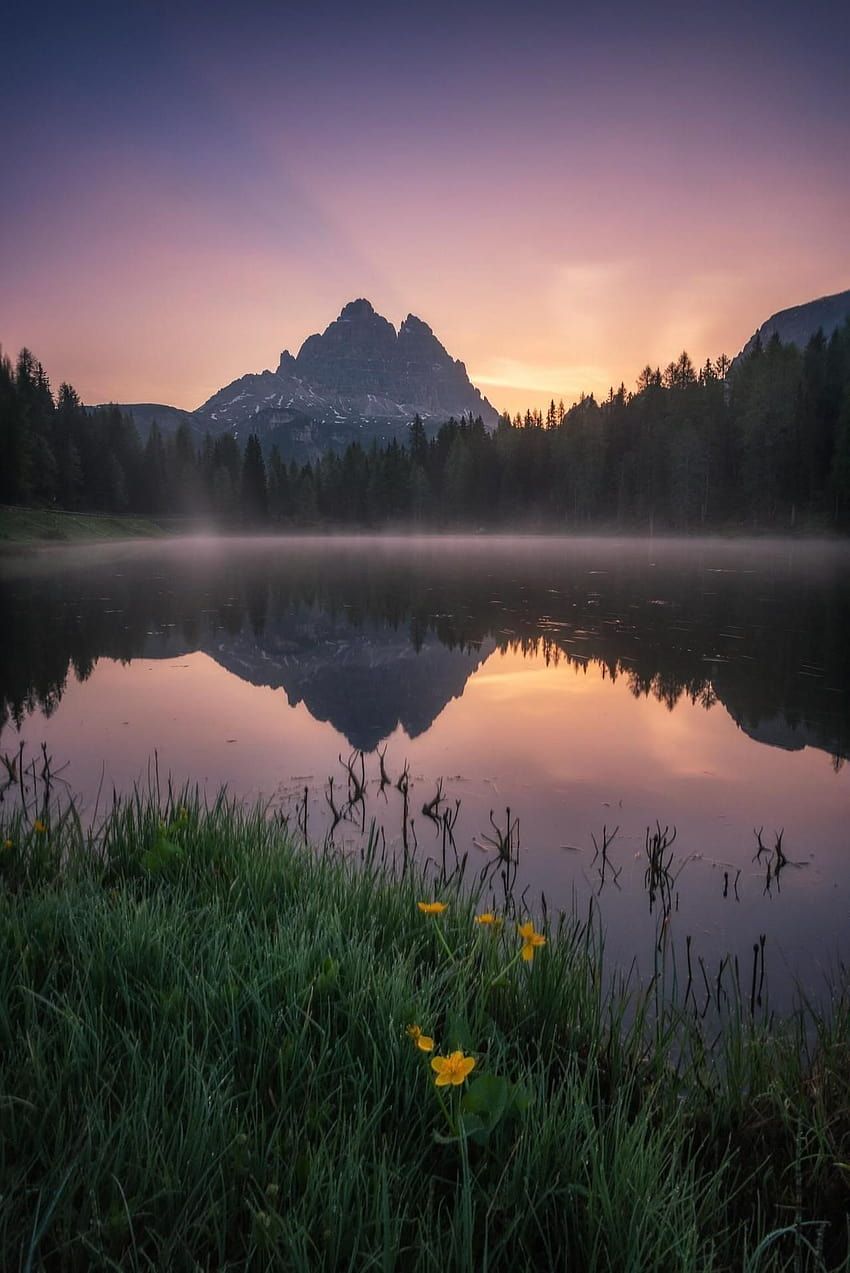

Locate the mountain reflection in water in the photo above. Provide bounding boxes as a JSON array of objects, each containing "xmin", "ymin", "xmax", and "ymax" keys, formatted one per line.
[
  {"xmin": 2, "ymin": 536, "xmax": 848, "ymax": 763},
  {"xmin": 2, "ymin": 536, "xmax": 849, "ymax": 1005}
]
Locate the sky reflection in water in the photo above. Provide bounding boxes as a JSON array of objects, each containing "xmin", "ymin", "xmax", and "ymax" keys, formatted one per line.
[{"xmin": 2, "ymin": 536, "xmax": 848, "ymax": 1004}]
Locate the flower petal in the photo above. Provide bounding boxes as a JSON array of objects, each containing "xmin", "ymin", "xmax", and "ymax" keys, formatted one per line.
[{"xmin": 418, "ymin": 901, "xmax": 448, "ymax": 915}]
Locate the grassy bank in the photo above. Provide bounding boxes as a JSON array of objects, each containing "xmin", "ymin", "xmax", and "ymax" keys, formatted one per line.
[
  {"xmin": 0, "ymin": 795, "xmax": 848, "ymax": 1271},
  {"xmin": 0, "ymin": 505, "xmax": 167, "ymax": 544}
]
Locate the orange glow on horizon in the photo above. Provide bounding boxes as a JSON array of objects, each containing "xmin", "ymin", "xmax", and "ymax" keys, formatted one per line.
[{"xmin": 4, "ymin": 4, "xmax": 849, "ymax": 416}]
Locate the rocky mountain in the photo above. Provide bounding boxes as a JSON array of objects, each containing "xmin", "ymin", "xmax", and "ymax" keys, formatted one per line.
[
  {"xmin": 736, "ymin": 287, "xmax": 850, "ymax": 363},
  {"xmin": 108, "ymin": 300, "xmax": 498, "ymax": 460},
  {"xmin": 195, "ymin": 299, "xmax": 498, "ymax": 442}
]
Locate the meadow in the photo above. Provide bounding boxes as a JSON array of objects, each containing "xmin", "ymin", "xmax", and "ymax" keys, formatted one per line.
[
  {"xmin": 0, "ymin": 506, "xmax": 166, "ymax": 546},
  {"xmin": 0, "ymin": 788, "xmax": 848, "ymax": 1271}
]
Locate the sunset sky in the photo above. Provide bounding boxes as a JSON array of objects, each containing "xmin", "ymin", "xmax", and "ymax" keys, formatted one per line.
[{"xmin": 2, "ymin": 0, "xmax": 849, "ymax": 415}]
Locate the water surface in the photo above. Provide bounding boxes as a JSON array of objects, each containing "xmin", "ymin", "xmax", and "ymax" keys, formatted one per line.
[{"xmin": 2, "ymin": 536, "xmax": 848, "ymax": 1004}]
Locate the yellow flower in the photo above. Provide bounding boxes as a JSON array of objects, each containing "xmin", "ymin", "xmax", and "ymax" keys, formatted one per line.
[
  {"xmin": 33, "ymin": 819, "xmax": 47, "ymax": 834},
  {"xmin": 417, "ymin": 901, "xmax": 447, "ymax": 916},
  {"xmin": 475, "ymin": 911, "xmax": 501, "ymax": 926},
  {"xmin": 2, "ymin": 839, "xmax": 13, "ymax": 851},
  {"xmin": 431, "ymin": 1050, "xmax": 476, "ymax": 1087},
  {"xmin": 406, "ymin": 1024, "xmax": 435, "ymax": 1053},
  {"xmin": 518, "ymin": 920, "xmax": 546, "ymax": 962},
  {"xmin": 178, "ymin": 807, "xmax": 188, "ymax": 821}
]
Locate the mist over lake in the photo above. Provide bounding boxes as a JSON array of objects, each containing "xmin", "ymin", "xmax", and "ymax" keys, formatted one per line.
[{"xmin": 2, "ymin": 534, "xmax": 848, "ymax": 1004}]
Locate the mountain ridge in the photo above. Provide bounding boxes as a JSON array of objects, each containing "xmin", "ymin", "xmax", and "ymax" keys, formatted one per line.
[
  {"xmin": 99, "ymin": 287, "xmax": 850, "ymax": 461},
  {"xmin": 196, "ymin": 298, "xmax": 497, "ymax": 434},
  {"xmin": 105, "ymin": 300, "xmax": 497, "ymax": 462}
]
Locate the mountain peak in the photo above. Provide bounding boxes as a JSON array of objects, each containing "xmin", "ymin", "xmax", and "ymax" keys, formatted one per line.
[
  {"xmin": 338, "ymin": 298, "xmax": 377, "ymax": 320},
  {"xmin": 400, "ymin": 313, "xmax": 433, "ymax": 335},
  {"xmin": 192, "ymin": 299, "xmax": 498, "ymax": 456}
]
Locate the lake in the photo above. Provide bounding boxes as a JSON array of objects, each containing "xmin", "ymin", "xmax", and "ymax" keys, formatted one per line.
[{"xmin": 2, "ymin": 535, "xmax": 848, "ymax": 1007}]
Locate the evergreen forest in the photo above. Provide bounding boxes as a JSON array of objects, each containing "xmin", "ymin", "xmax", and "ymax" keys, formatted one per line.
[{"xmin": 2, "ymin": 324, "xmax": 850, "ymax": 530}]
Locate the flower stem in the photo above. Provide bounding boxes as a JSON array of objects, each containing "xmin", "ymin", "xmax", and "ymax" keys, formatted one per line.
[
  {"xmin": 487, "ymin": 948, "xmax": 523, "ymax": 990},
  {"xmin": 434, "ymin": 1083, "xmax": 455, "ymax": 1136},
  {"xmin": 433, "ymin": 921, "xmax": 455, "ymax": 962},
  {"xmin": 458, "ymin": 1105, "xmax": 474, "ymax": 1267}
]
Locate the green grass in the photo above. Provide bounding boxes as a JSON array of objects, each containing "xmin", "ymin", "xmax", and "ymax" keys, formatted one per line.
[
  {"xmin": 0, "ymin": 794, "xmax": 848, "ymax": 1270},
  {"xmin": 0, "ymin": 505, "xmax": 167, "ymax": 544}
]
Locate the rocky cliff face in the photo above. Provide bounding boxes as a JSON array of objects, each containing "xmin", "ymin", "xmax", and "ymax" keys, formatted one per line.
[
  {"xmin": 736, "ymin": 288, "xmax": 850, "ymax": 363},
  {"xmin": 106, "ymin": 299, "xmax": 498, "ymax": 459},
  {"xmin": 193, "ymin": 299, "xmax": 498, "ymax": 447}
]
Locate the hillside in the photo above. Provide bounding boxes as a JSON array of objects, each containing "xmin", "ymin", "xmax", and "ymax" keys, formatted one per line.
[{"xmin": 736, "ymin": 287, "xmax": 850, "ymax": 362}]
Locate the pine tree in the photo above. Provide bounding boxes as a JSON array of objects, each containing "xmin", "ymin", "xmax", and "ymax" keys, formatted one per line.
[
  {"xmin": 409, "ymin": 413, "xmax": 428, "ymax": 467},
  {"xmin": 143, "ymin": 423, "xmax": 168, "ymax": 513},
  {"xmin": 240, "ymin": 434, "xmax": 268, "ymax": 524},
  {"xmin": 0, "ymin": 352, "xmax": 22, "ymax": 502},
  {"xmin": 266, "ymin": 445, "xmax": 289, "ymax": 523}
]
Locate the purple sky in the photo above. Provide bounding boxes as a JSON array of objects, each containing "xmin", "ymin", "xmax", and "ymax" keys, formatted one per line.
[{"xmin": 2, "ymin": 0, "xmax": 849, "ymax": 413}]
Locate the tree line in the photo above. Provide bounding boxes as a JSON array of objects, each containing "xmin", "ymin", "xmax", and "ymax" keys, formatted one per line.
[{"xmin": 2, "ymin": 322, "xmax": 850, "ymax": 529}]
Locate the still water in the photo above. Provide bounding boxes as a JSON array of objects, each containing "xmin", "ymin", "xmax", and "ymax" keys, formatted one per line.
[{"xmin": 2, "ymin": 536, "xmax": 848, "ymax": 1004}]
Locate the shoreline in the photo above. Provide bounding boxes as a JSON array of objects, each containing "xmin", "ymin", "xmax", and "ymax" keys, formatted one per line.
[
  {"xmin": 3, "ymin": 504, "xmax": 848, "ymax": 548},
  {"xmin": 0, "ymin": 504, "xmax": 169, "ymax": 546}
]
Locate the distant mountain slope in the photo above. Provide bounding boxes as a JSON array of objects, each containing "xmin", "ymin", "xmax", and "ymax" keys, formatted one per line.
[
  {"xmin": 100, "ymin": 300, "xmax": 498, "ymax": 460},
  {"xmin": 102, "ymin": 403, "xmax": 203, "ymax": 438},
  {"xmin": 737, "ymin": 288, "xmax": 850, "ymax": 363}
]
